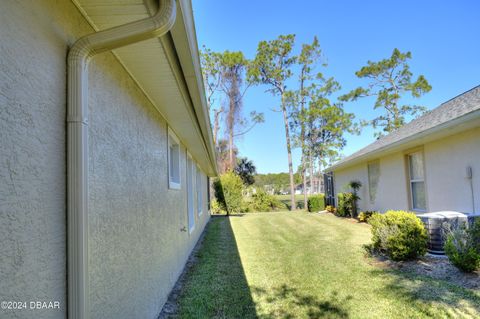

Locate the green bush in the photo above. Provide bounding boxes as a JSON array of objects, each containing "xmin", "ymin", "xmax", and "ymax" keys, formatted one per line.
[
  {"xmin": 368, "ymin": 210, "xmax": 428, "ymax": 261},
  {"xmin": 308, "ymin": 195, "xmax": 325, "ymax": 212},
  {"xmin": 358, "ymin": 211, "xmax": 379, "ymax": 223},
  {"xmin": 444, "ymin": 220, "xmax": 480, "ymax": 272},
  {"xmin": 336, "ymin": 193, "xmax": 354, "ymax": 217},
  {"xmin": 213, "ymin": 172, "xmax": 245, "ymax": 214},
  {"xmin": 250, "ymin": 189, "xmax": 286, "ymax": 212},
  {"xmin": 210, "ymin": 199, "xmax": 224, "ymax": 215}
]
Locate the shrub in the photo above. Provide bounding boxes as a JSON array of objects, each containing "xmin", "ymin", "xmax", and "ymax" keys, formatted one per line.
[
  {"xmin": 444, "ymin": 220, "xmax": 480, "ymax": 272},
  {"xmin": 213, "ymin": 172, "xmax": 245, "ymax": 214},
  {"xmin": 336, "ymin": 193, "xmax": 354, "ymax": 217},
  {"xmin": 250, "ymin": 189, "xmax": 285, "ymax": 212},
  {"xmin": 368, "ymin": 210, "xmax": 428, "ymax": 261},
  {"xmin": 210, "ymin": 199, "xmax": 224, "ymax": 215},
  {"xmin": 308, "ymin": 195, "xmax": 325, "ymax": 212},
  {"xmin": 358, "ymin": 211, "xmax": 379, "ymax": 223},
  {"xmin": 326, "ymin": 205, "xmax": 335, "ymax": 213}
]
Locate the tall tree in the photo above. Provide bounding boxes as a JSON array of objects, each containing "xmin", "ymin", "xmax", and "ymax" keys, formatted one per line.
[
  {"xmin": 216, "ymin": 139, "xmax": 238, "ymax": 174},
  {"xmin": 340, "ymin": 48, "xmax": 431, "ymax": 137},
  {"xmin": 219, "ymin": 51, "xmax": 248, "ymax": 170},
  {"xmin": 307, "ymin": 79, "xmax": 358, "ymax": 177},
  {"xmin": 219, "ymin": 51, "xmax": 264, "ymax": 171},
  {"xmin": 249, "ymin": 34, "xmax": 298, "ymax": 210},
  {"xmin": 292, "ymin": 36, "xmax": 323, "ymax": 208},
  {"xmin": 201, "ymin": 48, "xmax": 263, "ymax": 166},
  {"xmin": 200, "ymin": 47, "xmax": 224, "ymax": 144}
]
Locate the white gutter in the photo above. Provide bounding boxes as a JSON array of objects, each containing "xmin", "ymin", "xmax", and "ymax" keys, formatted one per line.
[{"xmin": 67, "ymin": 1, "xmax": 176, "ymax": 318}]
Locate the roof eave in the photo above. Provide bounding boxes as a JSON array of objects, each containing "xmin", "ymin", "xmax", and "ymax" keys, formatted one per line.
[
  {"xmin": 168, "ymin": 0, "xmax": 218, "ymax": 176},
  {"xmin": 328, "ymin": 108, "xmax": 480, "ymax": 172}
]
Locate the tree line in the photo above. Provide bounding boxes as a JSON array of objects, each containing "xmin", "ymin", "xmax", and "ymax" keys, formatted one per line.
[{"xmin": 201, "ymin": 35, "xmax": 431, "ymax": 211}]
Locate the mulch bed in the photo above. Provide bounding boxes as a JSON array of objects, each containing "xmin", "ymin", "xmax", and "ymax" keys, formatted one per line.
[{"xmin": 369, "ymin": 254, "xmax": 480, "ymax": 290}]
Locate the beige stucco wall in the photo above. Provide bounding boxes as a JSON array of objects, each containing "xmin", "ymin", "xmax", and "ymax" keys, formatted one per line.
[
  {"xmin": 371, "ymin": 152, "xmax": 410, "ymax": 212},
  {"xmin": 424, "ymin": 126, "xmax": 480, "ymax": 213},
  {"xmin": 334, "ymin": 127, "xmax": 480, "ymax": 214},
  {"xmin": 87, "ymin": 51, "xmax": 210, "ymax": 318},
  {"xmin": 0, "ymin": 1, "xmax": 210, "ymax": 318},
  {"xmin": 334, "ymin": 164, "xmax": 369, "ymax": 211}
]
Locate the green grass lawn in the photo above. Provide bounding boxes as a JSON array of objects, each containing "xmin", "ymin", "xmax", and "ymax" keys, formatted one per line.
[{"xmin": 175, "ymin": 212, "xmax": 480, "ymax": 318}]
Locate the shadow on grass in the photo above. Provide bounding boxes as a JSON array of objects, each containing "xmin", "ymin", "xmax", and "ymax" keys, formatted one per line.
[
  {"xmin": 174, "ymin": 216, "xmax": 257, "ymax": 318},
  {"xmin": 251, "ymin": 284, "xmax": 351, "ymax": 319},
  {"xmin": 281, "ymin": 200, "xmax": 305, "ymax": 211},
  {"xmin": 369, "ymin": 266, "xmax": 480, "ymax": 317}
]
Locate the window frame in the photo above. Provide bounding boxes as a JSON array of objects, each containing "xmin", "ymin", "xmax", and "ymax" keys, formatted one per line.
[
  {"xmin": 186, "ymin": 151, "xmax": 196, "ymax": 234},
  {"xmin": 167, "ymin": 127, "xmax": 181, "ymax": 190},
  {"xmin": 196, "ymin": 164, "xmax": 203, "ymax": 216},
  {"xmin": 406, "ymin": 150, "xmax": 427, "ymax": 212},
  {"xmin": 367, "ymin": 160, "xmax": 380, "ymax": 204}
]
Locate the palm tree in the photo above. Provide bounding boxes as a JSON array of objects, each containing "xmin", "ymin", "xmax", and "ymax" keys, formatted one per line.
[
  {"xmin": 349, "ymin": 180, "xmax": 362, "ymax": 218},
  {"xmin": 234, "ymin": 157, "xmax": 257, "ymax": 186}
]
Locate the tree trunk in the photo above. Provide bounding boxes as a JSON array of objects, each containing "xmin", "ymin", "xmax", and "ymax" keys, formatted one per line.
[
  {"xmin": 213, "ymin": 108, "xmax": 222, "ymax": 145},
  {"xmin": 300, "ymin": 133, "xmax": 307, "ymax": 209},
  {"xmin": 318, "ymin": 157, "xmax": 322, "ymax": 194},
  {"xmin": 309, "ymin": 153, "xmax": 314, "ymax": 195},
  {"xmin": 228, "ymin": 125, "xmax": 234, "ymax": 170},
  {"xmin": 302, "ymin": 159, "xmax": 307, "ymax": 210},
  {"xmin": 300, "ymin": 75, "xmax": 308, "ymax": 210},
  {"xmin": 281, "ymin": 94, "xmax": 296, "ymax": 210}
]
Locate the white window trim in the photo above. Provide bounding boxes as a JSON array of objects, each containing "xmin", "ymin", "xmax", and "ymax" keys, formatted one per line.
[
  {"xmin": 197, "ymin": 164, "xmax": 203, "ymax": 216},
  {"xmin": 168, "ymin": 127, "xmax": 181, "ymax": 190},
  {"xmin": 407, "ymin": 151, "xmax": 427, "ymax": 213},
  {"xmin": 186, "ymin": 151, "xmax": 195, "ymax": 234}
]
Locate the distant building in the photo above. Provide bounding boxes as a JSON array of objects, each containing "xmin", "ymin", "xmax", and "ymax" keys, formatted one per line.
[{"xmin": 327, "ymin": 86, "xmax": 480, "ymax": 214}]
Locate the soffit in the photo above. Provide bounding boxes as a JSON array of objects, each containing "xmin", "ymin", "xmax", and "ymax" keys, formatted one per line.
[{"xmin": 72, "ymin": 0, "xmax": 216, "ymax": 176}]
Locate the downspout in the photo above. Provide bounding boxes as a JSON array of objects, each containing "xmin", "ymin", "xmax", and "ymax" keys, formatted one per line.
[{"xmin": 67, "ymin": 1, "xmax": 176, "ymax": 318}]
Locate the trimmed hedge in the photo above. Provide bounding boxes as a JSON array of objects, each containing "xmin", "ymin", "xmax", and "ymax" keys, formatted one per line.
[
  {"xmin": 308, "ymin": 195, "xmax": 325, "ymax": 212},
  {"xmin": 368, "ymin": 210, "xmax": 428, "ymax": 261}
]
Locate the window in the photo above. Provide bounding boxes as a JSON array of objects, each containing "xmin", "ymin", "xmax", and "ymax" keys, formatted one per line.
[
  {"xmin": 168, "ymin": 128, "xmax": 180, "ymax": 189},
  {"xmin": 368, "ymin": 161, "xmax": 380, "ymax": 204},
  {"xmin": 186, "ymin": 153, "xmax": 195, "ymax": 233},
  {"xmin": 196, "ymin": 165, "xmax": 203, "ymax": 215},
  {"xmin": 407, "ymin": 151, "xmax": 426, "ymax": 211}
]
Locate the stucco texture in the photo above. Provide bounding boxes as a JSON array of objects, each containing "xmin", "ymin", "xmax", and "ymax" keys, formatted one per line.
[
  {"xmin": 1, "ymin": 1, "xmax": 89, "ymax": 318},
  {"xmin": 1, "ymin": 1, "xmax": 210, "ymax": 318},
  {"xmin": 87, "ymin": 51, "xmax": 210, "ymax": 319},
  {"xmin": 424, "ymin": 127, "xmax": 480, "ymax": 213}
]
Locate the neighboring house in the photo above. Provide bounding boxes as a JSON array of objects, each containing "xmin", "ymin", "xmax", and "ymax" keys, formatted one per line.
[
  {"xmin": 294, "ymin": 177, "xmax": 324, "ymax": 195},
  {"xmin": 1, "ymin": 1, "xmax": 216, "ymax": 319},
  {"xmin": 327, "ymin": 86, "xmax": 480, "ymax": 215}
]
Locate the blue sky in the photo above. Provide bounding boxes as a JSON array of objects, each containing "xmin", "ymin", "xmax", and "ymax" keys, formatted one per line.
[{"xmin": 192, "ymin": 0, "xmax": 480, "ymax": 174}]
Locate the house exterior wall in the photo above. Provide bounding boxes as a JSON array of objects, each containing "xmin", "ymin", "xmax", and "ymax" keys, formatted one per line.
[
  {"xmin": 334, "ymin": 164, "xmax": 369, "ymax": 211},
  {"xmin": 0, "ymin": 1, "xmax": 210, "ymax": 318},
  {"xmin": 424, "ymin": 127, "xmax": 480, "ymax": 213},
  {"xmin": 333, "ymin": 127, "xmax": 480, "ymax": 214},
  {"xmin": 87, "ymin": 52, "xmax": 210, "ymax": 319}
]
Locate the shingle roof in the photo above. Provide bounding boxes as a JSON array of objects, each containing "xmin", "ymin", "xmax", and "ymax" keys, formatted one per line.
[{"xmin": 329, "ymin": 85, "xmax": 480, "ymax": 170}]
